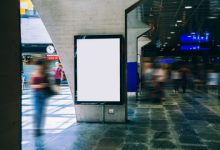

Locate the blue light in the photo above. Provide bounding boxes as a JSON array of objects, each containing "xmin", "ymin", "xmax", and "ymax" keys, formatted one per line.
[
  {"xmin": 159, "ymin": 58, "xmax": 175, "ymax": 64},
  {"xmin": 180, "ymin": 45, "xmax": 209, "ymax": 51},
  {"xmin": 181, "ymin": 33, "xmax": 209, "ymax": 43},
  {"xmin": 205, "ymin": 32, "xmax": 210, "ymax": 36}
]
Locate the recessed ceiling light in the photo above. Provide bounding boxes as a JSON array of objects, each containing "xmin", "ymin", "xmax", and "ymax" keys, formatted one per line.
[
  {"xmin": 185, "ymin": 6, "xmax": 192, "ymax": 9},
  {"xmin": 170, "ymin": 31, "xmax": 175, "ymax": 34},
  {"xmin": 167, "ymin": 37, "xmax": 171, "ymax": 39},
  {"xmin": 191, "ymin": 32, "xmax": 195, "ymax": 34},
  {"xmin": 208, "ymin": 16, "xmax": 217, "ymax": 19},
  {"xmin": 177, "ymin": 20, "xmax": 182, "ymax": 23}
]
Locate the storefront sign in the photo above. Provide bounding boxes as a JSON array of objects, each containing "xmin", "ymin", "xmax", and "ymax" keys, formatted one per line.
[
  {"xmin": 46, "ymin": 55, "xmax": 59, "ymax": 60},
  {"xmin": 180, "ymin": 45, "xmax": 209, "ymax": 51},
  {"xmin": 181, "ymin": 33, "xmax": 210, "ymax": 43}
]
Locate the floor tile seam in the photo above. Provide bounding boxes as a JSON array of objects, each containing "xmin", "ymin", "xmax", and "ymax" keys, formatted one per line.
[
  {"xmin": 165, "ymin": 93, "xmax": 190, "ymax": 150},
  {"xmin": 187, "ymin": 92, "xmax": 220, "ymax": 119}
]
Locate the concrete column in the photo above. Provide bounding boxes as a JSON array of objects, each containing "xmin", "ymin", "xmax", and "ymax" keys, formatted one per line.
[
  {"xmin": 127, "ymin": 7, "xmax": 148, "ymax": 63},
  {"xmin": 126, "ymin": 7, "xmax": 149, "ymax": 92},
  {"xmin": 0, "ymin": 0, "xmax": 21, "ymax": 149},
  {"xmin": 32, "ymin": 0, "xmax": 139, "ymax": 122}
]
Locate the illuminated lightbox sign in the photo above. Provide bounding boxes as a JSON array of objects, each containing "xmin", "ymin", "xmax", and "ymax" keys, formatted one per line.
[
  {"xmin": 181, "ymin": 33, "xmax": 210, "ymax": 43},
  {"xmin": 181, "ymin": 45, "xmax": 209, "ymax": 51},
  {"xmin": 46, "ymin": 55, "xmax": 59, "ymax": 61},
  {"xmin": 74, "ymin": 35, "xmax": 123, "ymax": 103}
]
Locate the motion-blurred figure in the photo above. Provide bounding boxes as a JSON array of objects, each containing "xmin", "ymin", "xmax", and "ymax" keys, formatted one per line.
[
  {"xmin": 207, "ymin": 69, "xmax": 219, "ymax": 94},
  {"xmin": 30, "ymin": 59, "xmax": 49, "ymax": 136},
  {"xmin": 143, "ymin": 63, "xmax": 154, "ymax": 87},
  {"xmin": 180, "ymin": 66, "xmax": 190, "ymax": 94},
  {"xmin": 53, "ymin": 62, "xmax": 63, "ymax": 93},
  {"xmin": 171, "ymin": 69, "xmax": 181, "ymax": 94},
  {"xmin": 143, "ymin": 63, "xmax": 155, "ymax": 98},
  {"xmin": 22, "ymin": 71, "xmax": 25, "ymax": 90},
  {"xmin": 153, "ymin": 65, "xmax": 167, "ymax": 101}
]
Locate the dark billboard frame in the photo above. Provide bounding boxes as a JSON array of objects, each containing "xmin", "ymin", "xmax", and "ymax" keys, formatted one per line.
[{"xmin": 74, "ymin": 35, "xmax": 124, "ymax": 104}]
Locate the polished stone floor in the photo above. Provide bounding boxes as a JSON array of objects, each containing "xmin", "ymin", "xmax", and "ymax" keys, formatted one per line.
[{"xmin": 22, "ymin": 88, "xmax": 220, "ymax": 150}]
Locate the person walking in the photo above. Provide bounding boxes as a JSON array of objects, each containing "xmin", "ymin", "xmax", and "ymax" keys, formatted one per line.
[
  {"xmin": 171, "ymin": 69, "xmax": 181, "ymax": 94},
  {"xmin": 153, "ymin": 65, "xmax": 167, "ymax": 101},
  {"xmin": 180, "ymin": 66, "xmax": 190, "ymax": 94},
  {"xmin": 143, "ymin": 63, "xmax": 154, "ymax": 98},
  {"xmin": 53, "ymin": 62, "xmax": 63, "ymax": 93},
  {"xmin": 30, "ymin": 59, "xmax": 49, "ymax": 136}
]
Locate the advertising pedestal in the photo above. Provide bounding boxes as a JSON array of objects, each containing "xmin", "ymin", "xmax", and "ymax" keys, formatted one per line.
[{"xmin": 74, "ymin": 35, "xmax": 126, "ymax": 123}]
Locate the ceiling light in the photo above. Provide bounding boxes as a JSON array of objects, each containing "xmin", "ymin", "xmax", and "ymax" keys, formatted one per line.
[
  {"xmin": 208, "ymin": 16, "xmax": 217, "ymax": 19},
  {"xmin": 167, "ymin": 37, "xmax": 171, "ymax": 39},
  {"xmin": 191, "ymin": 32, "xmax": 195, "ymax": 34},
  {"xmin": 177, "ymin": 20, "xmax": 182, "ymax": 23},
  {"xmin": 170, "ymin": 31, "xmax": 175, "ymax": 34},
  {"xmin": 185, "ymin": 6, "xmax": 192, "ymax": 9}
]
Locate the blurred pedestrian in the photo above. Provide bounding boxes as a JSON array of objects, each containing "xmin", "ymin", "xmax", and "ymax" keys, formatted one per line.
[
  {"xmin": 143, "ymin": 63, "xmax": 154, "ymax": 88},
  {"xmin": 171, "ymin": 69, "xmax": 181, "ymax": 94},
  {"xmin": 22, "ymin": 71, "xmax": 25, "ymax": 90},
  {"xmin": 30, "ymin": 59, "xmax": 49, "ymax": 136},
  {"xmin": 180, "ymin": 66, "xmax": 190, "ymax": 94},
  {"xmin": 53, "ymin": 62, "xmax": 63, "ymax": 93},
  {"xmin": 143, "ymin": 63, "xmax": 155, "ymax": 98},
  {"xmin": 153, "ymin": 64, "xmax": 167, "ymax": 101},
  {"xmin": 207, "ymin": 69, "xmax": 219, "ymax": 94}
]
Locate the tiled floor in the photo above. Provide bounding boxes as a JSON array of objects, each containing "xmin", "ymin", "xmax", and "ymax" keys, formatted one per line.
[{"xmin": 22, "ymin": 88, "xmax": 220, "ymax": 150}]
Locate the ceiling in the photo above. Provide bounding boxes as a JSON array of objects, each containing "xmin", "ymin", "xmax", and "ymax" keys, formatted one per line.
[{"xmin": 135, "ymin": 0, "xmax": 220, "ymax": 54}]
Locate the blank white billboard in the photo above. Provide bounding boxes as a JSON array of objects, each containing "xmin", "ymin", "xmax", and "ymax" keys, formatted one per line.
[{"xmin": 76, "ymin": 38, "xmax": 121, "ymax": 102}]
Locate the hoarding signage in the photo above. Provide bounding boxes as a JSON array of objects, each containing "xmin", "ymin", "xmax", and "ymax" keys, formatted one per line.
[{"xmin": 74, "ymin": 35, "xmax": 123, "ymax": 103}]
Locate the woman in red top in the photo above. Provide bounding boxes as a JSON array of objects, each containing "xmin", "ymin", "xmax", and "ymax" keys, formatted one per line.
[
  {"xmin": 30, "ymin": 59, "xmax": 48, "ymax": 136},
  {"xmin": 53, "ymin": 62, "xmax": 63, "ymax": 92}
]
